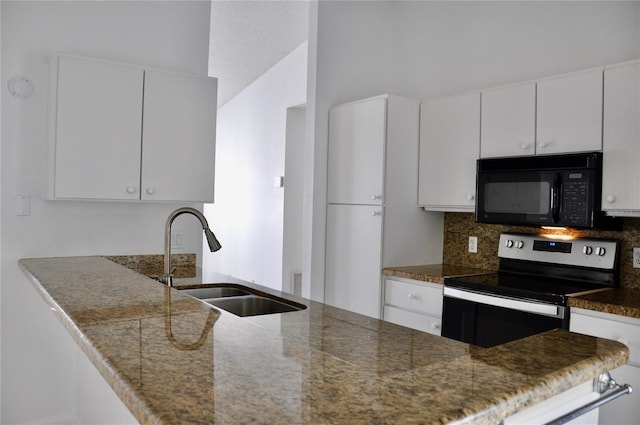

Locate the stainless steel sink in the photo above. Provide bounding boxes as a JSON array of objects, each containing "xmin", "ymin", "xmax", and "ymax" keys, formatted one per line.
[
  {"xmin": 207, "ymin": 295, "xmax": 304, "ymax": 317},
  {"xmin": 180, "ymin": 286, "xmax": 252, "ymax": 300},
  {"xmin": 177, "ymin": 284, "xmax": 306, "ymax": 317}
]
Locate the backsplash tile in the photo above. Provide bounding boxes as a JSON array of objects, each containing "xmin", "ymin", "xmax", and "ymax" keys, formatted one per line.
[
  {"xmin": 105, "ymin": 253, "xmax": 196, "ymax": 278},
  {"xmin": 443, "ymin": 213, "xmax": 640, "ymax": 290}
]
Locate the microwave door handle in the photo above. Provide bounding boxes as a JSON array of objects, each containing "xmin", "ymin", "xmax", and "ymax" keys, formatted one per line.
[{"xmin": 551, "ymin": 173, "xmax": 562, "ymax": 223}]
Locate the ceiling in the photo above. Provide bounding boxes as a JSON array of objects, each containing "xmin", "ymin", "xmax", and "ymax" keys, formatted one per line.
[{"xmin": 208, "ymin": 1, "xmax": 310, "ymax": 106}]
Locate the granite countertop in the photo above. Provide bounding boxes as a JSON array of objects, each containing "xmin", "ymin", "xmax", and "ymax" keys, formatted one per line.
[
  {"xmin": 382, "ymin": 264, "xmax": 493, "ymax": 284},
  {"xmin": 19, "ymin": 257, "xmax": 628, "ymax": 425},
  {"xmin": 568, "ymin": 288, "xmax": 640, "ymax": 319},
  {"xmin": 384, "ymin": 264, "xmax": 640, "ymax": 319}
]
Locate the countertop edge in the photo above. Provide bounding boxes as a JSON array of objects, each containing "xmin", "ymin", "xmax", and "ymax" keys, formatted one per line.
[
  {"xmin": 19, "ymin": 258, "xmax": 162, "ymax": 425},
  {"xmin": 18, "ymin": 257, "xmax": 631, "ymax": 425}
]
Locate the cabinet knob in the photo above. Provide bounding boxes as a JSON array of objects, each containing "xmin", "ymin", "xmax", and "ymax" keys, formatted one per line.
[
  {"xmin": 371, "ymin": 211, "xmax": 382, "ymax": 217},
  {"xmin": 537, "ymin": 141, "xmax": 549, "ymax": 149},
  {"xmin": 146, "ymin": 187, "xmax": 156, "ymax": 195},
  {"xmin": 606, "ymin": 195, "xmax": 616, "ymax": 203},
  {"xmin": 371, "ymin": 194, "xmax": 383, "ymax": 201},
  {"xmin": 431, "ymin": 323, "xmax": 441, "ymax": 330},
  {"xmin": 520, "ymin": 143, "xmax": 530, "ymax": 150},
  {"xmin": 126, "ymin": 186, "xmax": 137, "ymax": 194},
  {"xmin": 407, "ymin": 293, "xmax": 416, "ymax": 300},
  {"xmin": 466, "ymin": 194, "xmax": 475, "ymax": 201}
]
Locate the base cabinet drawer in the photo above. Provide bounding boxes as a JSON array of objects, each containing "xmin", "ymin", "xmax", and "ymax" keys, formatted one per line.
[
  {"xmin": 384, "ymin": 277, "xmax": 443, "ymax": 316},
  {"xmin": 383, "ymin": 305, "xmax": 441, "ymax": 335}
]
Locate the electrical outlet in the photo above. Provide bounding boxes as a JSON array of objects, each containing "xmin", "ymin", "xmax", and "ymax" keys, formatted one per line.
[
  {"xmin": 468, "ymin": 236, "xmax": 478, "ymax": 254},
  {"xmin": 634, "ymin": 248, "xmax": 640, "ymax": 269}
]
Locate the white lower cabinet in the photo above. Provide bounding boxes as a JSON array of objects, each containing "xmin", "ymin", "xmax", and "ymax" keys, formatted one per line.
[
  {"xmin": 325, "ymin": 204, "xmax": 384, "ymax": 319},
  {"xmin": 383, "ymin": 277, "xmax": 443, "ymax": 335},
  {"xmin": 570, "ymin": 308, "xmax": 640, "ymax": 425}
]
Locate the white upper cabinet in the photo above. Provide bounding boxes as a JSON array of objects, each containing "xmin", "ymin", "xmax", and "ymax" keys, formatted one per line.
[
  {"xmin": 327, "ymin": 97, "xmax": 386, "ymax": 205},
  {"xmin": 602, "ymin": 62, "xmax": 640, "ymax": 213},
  {"xmin": 480, "ymin": 83, "xmax": 536, "ymax": 158},
  {"xmin": 48, "ymin": 54, "xmax": 217, "ymax": 202},
  {"xmin": 419, "ymin": 92, "xmax": 480, "ymax": 211},
  {"xmin": 50, "ymin": 55, "xmax": 144, "ymax": 200},
  {"xmin": 536, "ymin": 69, "xmax": 603, "ymax": 154},
  {"xmin": 141, "ymin": 70, "xmax": 217, "ymax": 202}
]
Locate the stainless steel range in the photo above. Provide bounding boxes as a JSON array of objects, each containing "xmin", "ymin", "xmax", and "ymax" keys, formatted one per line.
[{"xmin": 442, "ymin": 232, "xmax": 620, "ymax": 348}]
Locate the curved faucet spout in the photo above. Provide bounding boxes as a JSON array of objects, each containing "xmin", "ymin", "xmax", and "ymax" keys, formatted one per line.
[{"xmin": 163, "ymin": 207, "xmax": 221, "ymax": 286}]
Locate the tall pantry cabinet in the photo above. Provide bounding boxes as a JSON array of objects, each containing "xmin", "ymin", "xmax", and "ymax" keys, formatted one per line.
[{"xmin": 324, "ymin": 95, "xmax": 444, "ymax": 319}]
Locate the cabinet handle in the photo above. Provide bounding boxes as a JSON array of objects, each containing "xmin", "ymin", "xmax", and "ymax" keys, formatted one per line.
[
  {"xmin": 606, "ymin": 195, "xmax": 616, "ymax": 203},
  {"xmin": 371, "ymin": 194, "xmax": 383, "ymax": 201},
  {"xmin": 126, "ymin": 186, "xmax": 137, "ymax": 194},
  {"xmin": 146, "ymin": 187, "xmax": 156, "ymax": 195},
  {"xmin": 371, "ymin": 211, "xmax": 382, "ymax": 217}
]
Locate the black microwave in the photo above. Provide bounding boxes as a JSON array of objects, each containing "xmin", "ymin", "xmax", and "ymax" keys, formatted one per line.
[{"xmin": 475, "ymin": 152, "xmax": 621, "ymax": 229}]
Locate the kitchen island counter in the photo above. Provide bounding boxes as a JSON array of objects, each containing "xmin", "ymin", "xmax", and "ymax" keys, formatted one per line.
[{"xmin": 19, "ymin": 257, "xmax": 628, "ymax": 425}]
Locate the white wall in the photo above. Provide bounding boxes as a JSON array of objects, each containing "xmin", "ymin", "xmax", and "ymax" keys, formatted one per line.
[
  {"xmin": 304, "ymin": 1, "xmax": 640, "ymax": 300},
  {"xmin": 303, "ymin": 1, "xmax": 395, "ymax": 300},
  {"xmin": 203, "ymin": 42, "xmax": 307, "ymax": 290},
  {"xmin": 282, "ymin": 106, "xmax": 306, "ymax": 294},
  {"xmin": 390, "ymin": 1, "xmax": 640, "ymax": 100},
  {"xmin": 1, "ymin": 1, "xmax": 212, "ymax": 423}
]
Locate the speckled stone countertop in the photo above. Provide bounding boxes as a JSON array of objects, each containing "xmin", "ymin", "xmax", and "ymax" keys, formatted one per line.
[
  {"xmin": 569, "ymin": 288, "xmax": 640, "ymax": 319},
  {"xmin": 382, "ymin": 264, "xmax": 493, "ymax": 284},
  {"xmin": 19, "ymin": 257, "xmax": 628, "ymax": 425},
  {"xmin": 384, "ymin": 264, "xmax": 640, "ymax": 320}
]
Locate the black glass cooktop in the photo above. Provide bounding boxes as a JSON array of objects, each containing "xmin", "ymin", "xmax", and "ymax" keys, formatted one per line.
[{"xmin": 444, "ymin": 272, "xmax": 611, "ymax": 306}]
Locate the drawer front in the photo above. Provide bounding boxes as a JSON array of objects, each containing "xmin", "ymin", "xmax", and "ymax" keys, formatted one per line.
[
  {"xmin": 384, "ymin": 278, "xmax": 443, "ymax": 316},
  {"xmin": 570, "ymin": 311, "xmax": 640, "ymax": 365},
  {"xmin": 383, "ymin": 305, "xmax": 441, "ymax": 335}
]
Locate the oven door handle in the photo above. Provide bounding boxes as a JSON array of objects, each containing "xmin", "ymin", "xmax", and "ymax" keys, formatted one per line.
[{"xmin": 443, "ymin": 287, "xmax": 565, "ymax": 318}]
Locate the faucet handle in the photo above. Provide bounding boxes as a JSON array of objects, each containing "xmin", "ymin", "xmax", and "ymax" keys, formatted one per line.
[{"xmin": 162, "ymin": 273, "xmax": 174, "ymax": 286}]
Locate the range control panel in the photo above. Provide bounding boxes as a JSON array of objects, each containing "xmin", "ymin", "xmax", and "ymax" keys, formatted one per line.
[{"xmin": 498, "ymin": 233, "xmax": 619, "ymax": 270}]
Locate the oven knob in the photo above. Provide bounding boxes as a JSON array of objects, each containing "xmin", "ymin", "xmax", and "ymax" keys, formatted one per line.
[
  {"xmin": 505, "ymin": 239, "xmax": 514, "ymax": 248},
  {"xmin": 515, "ymin": 240, "xmax": 524, "ymax": 249},
  {"xmin": 582, "ymin": 245, "xmax": 593, "ymax": 255},
  {"xmin": 595, "ymin": 247, "xmax": 607, "ymax": 256}
]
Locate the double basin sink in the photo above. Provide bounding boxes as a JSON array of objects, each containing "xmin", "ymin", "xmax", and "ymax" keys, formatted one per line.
[{"xmin": 178, "ymin": 284, "xmax": 306, "ymax": 317}]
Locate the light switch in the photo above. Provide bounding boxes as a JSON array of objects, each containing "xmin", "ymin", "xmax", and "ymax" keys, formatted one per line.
[{"xmin": 15, "ymin": 195, "xmax": 31, "ymax": 216}]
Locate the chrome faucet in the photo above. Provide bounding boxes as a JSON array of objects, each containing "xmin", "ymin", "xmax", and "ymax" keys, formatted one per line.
[{"xmin": 163, "ymin": 207, "xmax": 221, "ymax": 286}]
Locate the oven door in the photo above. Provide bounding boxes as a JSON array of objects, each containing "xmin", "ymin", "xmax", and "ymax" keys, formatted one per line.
[{"xmin": 441, "ymin": 287, "xmax": 568, "ymax": 348}]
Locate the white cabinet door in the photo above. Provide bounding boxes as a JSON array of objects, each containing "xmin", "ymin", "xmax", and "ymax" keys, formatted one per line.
[
  {"xmin": 51, "ymin": 55, "xmax": 143, "ymax": 200},
  {"xmin": 324, "ymin": 204, "xmax": 383, "ymax": 318},
  {"xmin": 536, "ymin": 70, "xmax": 603, "ymax": 154},
  {"xmin": 602, "ymin": 63, "xmax": 640, "ymax": 212},
  {"xmin": 383, "ymin": 306, "xmax": 442, "ymax": 336},
  {"xmin": 327, "ymin": 97, "xmax": 386, "ymax": 205},
  {"xmin": 141, "ymin": 70, "xmax": 217, "ymax": 202},
  {"xmin": 570, "ymin": 309, "xmax": 640, "ymax": 425},
  {"xmin": 419, "ymin": 93, "xmax": 480, "ymax": 211},
  {"xmin": 480, "ymin": 83, "xmax": 536, "ymax": 158}
]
